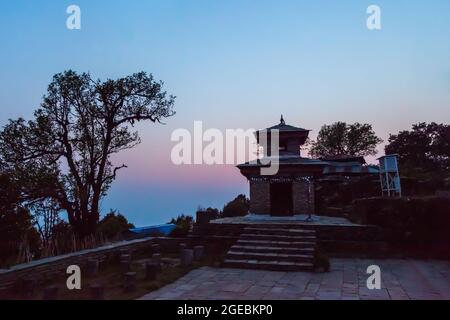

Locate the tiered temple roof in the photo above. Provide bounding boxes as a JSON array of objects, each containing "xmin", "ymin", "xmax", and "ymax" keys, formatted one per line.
[{"xmin": 238, "ymin": 117, "xmax": 379, "ymax": 177}]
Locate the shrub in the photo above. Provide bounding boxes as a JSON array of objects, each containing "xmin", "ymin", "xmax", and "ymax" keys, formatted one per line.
[
  {"xmin": 48, "ymin": 221, "xmax": 76, "ymax": 255},
  {"xmin": 352, "ymin": 196, "xmax": 450, "ymax": 257},
  {"xmin": 97, "ymin": 210, "xmax": 135, "ymax": 240},
  {"xmin": 315, "ymin": 176, "xmax": 380, "ymax": 213},
  {"xmin": 0, "ymin": 173, "xmax": 41, "ymax": 266},
  {"xmin": 196, "ymin": 207, "xmax": 220, "ymax": 225},
  {"xmin": 222, "ymin": 194, "xmax": 250, "ymax": 217},
  {"xmin": 0, "ymin": 206, "xmax": 41, "ymax": 266},
  {"xmin": 169, "ymin": 214, "xmax": 193, "ymax": 238}
]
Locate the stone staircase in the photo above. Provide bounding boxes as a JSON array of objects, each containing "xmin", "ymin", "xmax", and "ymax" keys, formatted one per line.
[{"xmin": 223, "ymin": 224, "xmax": 316, "ymax": 271}]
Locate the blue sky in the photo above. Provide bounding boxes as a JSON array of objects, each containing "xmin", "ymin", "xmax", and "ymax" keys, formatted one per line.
[{"xmin": 1, "ymin": 1, "xmax": 449, "ymax": 226}]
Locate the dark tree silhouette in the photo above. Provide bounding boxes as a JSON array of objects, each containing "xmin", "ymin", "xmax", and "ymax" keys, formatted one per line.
[
  {"xmin": 0, "ymin": 70, "xmax": 175, "ymax": 236},
  {"xmin": 222, "ymin": 194, "xmax": 250, "ymax": 217},
  {"xmin": 0, "ymin": 172, "xmax": 41, "ymax": 264},
  {"xmin": 97, "ymin": 210, "xmax": 134, "ymax": 240},
  {"xmin": 309, "ymin": 122, "xmax": 382, "ymax": 158},
  {"xmin": 385, "ymin": 122, "xmax": 450, "ymax": 174}
]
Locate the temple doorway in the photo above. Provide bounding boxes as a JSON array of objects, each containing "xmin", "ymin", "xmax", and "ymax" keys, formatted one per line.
[{"xmin": 270, "ymin": 182, "xmax": 293, "ymax": 216}]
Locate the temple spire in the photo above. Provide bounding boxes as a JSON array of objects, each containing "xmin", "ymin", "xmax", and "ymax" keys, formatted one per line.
[{"xmin": 280, "ymin": 114, "xmax": 285, "ymax": 125}]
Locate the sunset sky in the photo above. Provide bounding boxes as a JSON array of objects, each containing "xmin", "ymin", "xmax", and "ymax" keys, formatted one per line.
[{"xmin": 1, "ymin": 0, "xmax": 449, "ymax": 226}]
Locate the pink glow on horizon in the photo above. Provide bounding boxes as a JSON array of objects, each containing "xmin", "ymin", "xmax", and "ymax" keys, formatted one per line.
[
  {"xmin": 109, "ymin": 108, "xmax": 448, "ymax": 190},
  {"xmin": 114, "ymin": 159, "xmax": 248, "ymax": 188}
]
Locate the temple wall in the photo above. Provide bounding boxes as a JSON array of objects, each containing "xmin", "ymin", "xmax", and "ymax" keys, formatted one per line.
[
  {"xmin": 249, "ymin": 179, "xmax": 315, "ymax": 215},
  {"xmin": 293, "ymin": 180, "xmax": 315, "ymax": 214},
  {"xmin": 309, "ymin": 180, "xmax": 315, "ymax": 213},
  {"xmin": 249, "ymin": 180, "xmax": 270, "ymax": 214},
  {"xmin": 286, "ymin": 139, "xmax": 301, "ymax": 154}
]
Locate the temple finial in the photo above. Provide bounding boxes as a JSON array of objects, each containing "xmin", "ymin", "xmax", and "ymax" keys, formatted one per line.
[{"xmin": 280, "ymin": 114, "xmax": 285, "ymax": 125}]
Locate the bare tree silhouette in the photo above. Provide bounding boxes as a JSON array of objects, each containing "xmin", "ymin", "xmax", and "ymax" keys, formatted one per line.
[{"xmin": 0, "ymin": 70, "xmax": 175, "ymax": 236}]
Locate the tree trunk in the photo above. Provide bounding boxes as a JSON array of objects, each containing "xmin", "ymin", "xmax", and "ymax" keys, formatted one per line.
[{"xmin": 68, "ymin": 208, "xmax": 98, "ymax": 237}]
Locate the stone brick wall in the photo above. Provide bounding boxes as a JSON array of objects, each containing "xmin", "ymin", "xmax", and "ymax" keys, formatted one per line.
[
  {"xmin": 249, "ymin": 180, "xmax": 270, "ymax": 214},
  {"xmin": 193, "ymin": 221, "xmax": 387, "ymax": 257},
  {"xmin": 292, "ymin": 180, "xmax": 315, "ymax": 214},
  {"xmin": 0, "ymin": 237, "xmax": 181, "ymax": 291}
]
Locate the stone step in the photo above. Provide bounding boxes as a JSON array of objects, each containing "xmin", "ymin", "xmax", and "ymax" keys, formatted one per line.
[
  {"xmin": 227, "ymin": 251, "xmax": 314, "ymax": 262},
  {"xmin": 240, "ymin": 233, "xmax": 316, "ymax": 242},
  {"xmin": 236, "ymin": 239, "xmax": 316, "ymax": 248},
  {"xmin": 221, "ymin": 222, "xmax": 318, "ymax": 271},
  {"xmin": 231, "ymin": 245, "xmax": 314, "ymax": 255},
  {"xmin": 223, "ymin": 259, "xmax": 314, "ymax": 272},
  {"xmin": 236, "ymin": 239, "xmax": 316, "ymax": 249},
  {"xmin": 243, "ymin": 223, "xmax": 316, "ymax": 230},
  {"xmin": 244, "ymin": 227, "xmax": 316, "ymax": 236}
]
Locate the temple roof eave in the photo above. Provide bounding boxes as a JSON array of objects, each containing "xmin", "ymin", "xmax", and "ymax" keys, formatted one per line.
[
  {"xmin": 237, "ymin": 159, "xmax": 380, "ymax": 176},
  {"xmin": 236, "ymin": 157, "xmax": 329, "ymax": 168}
]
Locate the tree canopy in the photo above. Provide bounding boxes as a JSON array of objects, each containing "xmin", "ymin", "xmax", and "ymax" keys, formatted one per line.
[
  {"xmin": 0, "ymin": 172, "xmax": 41, "ymax": 264},
  {"xmin": 385, "ymin": 122, "xmax": 450, "ymax": 175},
  {"xmin": 222, "ymin": 194, "xmax": 250, "ymax": 217},
  {"xmin": 97, "ymin": 210, "xmax": 135, "ymax": 240},
  {"xmin": 0, "ymin": 70, "xmax": 175, "ymax": 236},
  {"xmin": 309, "ymin": 122, "xmax": 382, "ymax": 158}
]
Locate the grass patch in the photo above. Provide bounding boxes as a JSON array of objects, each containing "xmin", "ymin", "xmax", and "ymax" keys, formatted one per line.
[{"xmin": 4, "ymin": 250, "xmax": 222, "ymax": 300}]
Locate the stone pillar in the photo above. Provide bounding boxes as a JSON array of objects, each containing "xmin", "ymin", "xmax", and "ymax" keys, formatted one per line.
[
  {"xmin": 152, "ymin": 253, "xmax": 161, "ymax": 267},
  {"xmin": 180, "ymin": 249, "xmax": 194, "ymax": 267},
  {"xmin": 249, "ymin": 180, "xmax": 270, "ymax": 214},
  {"xmin": 123, "ymin": 272, "xmax": 137, "ymax": 292},
  {"xmin": 193, "ymin": 245, "xmax": 204, "ymax": 261},
  {"xmin": 89, "ymin": 284, "xmax": 105, "ymax": 300},
  {"xmin": 145, "ymin": 262, "xmax": 159, "ymax": 280},
  {"xmin": 293, "ymin": 179, "xmax": 315, "ymax": 215},
  {"xmin": 120, "ymin": 254, "xmax": 131, "ymax": 273},
  {"xmin": 120, "ymin": 254, "xmax": 131, "ymax": 263},
  {"xmin": 120, "ymin": 260, "xmax": 131, "ymax": 273}
]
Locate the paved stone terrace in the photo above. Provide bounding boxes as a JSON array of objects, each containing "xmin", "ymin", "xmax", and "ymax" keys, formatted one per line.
[
  {"xmin": 140, "ymin": 259, "xmax": 450, "ymax": 300},
  {"xmin": 210, "ymin": 215, "xmax": 364, "ymax": 227}
]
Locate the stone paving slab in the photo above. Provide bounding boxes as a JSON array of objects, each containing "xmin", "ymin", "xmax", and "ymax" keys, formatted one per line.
[
  {"xmin": 211, "ymin": 215, "xmax": 362, "ymax": 227},
  {"xmin": 139, "ymin": 258, "xmax": 450, "ymax": 300}
]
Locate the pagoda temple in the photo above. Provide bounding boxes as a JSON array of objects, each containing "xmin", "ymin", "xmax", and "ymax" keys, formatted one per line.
[{"xmin": 237, "ymin": 116, "xmax": 378, "ymax": 216}]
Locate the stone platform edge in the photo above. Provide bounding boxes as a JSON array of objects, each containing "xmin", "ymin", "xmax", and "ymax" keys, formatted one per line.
[{"xmin": 0, "ymin": 236, "xmax": 191, "ymax": 290}]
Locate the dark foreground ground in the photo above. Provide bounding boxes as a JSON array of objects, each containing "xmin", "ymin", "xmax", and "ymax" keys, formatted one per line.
[{"xmin": 140, "ymin": 258, "xmax": 450, "ymax": 300}]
